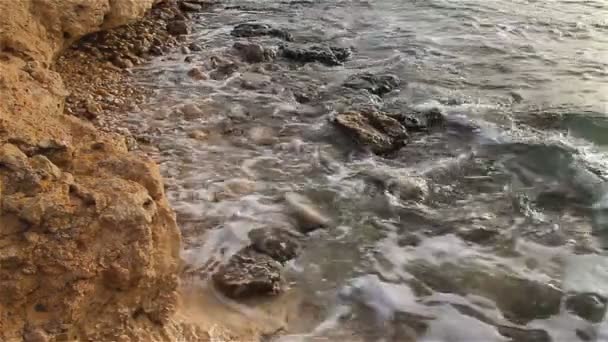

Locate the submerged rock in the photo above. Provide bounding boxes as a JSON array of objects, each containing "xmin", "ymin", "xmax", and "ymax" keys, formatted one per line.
[
  {"xmin": 231, "ymin": 23, "xmax": 293, "ymax": 41},
  {"xmin": 284, "ymin": 192, "xmax": 331, "ymax": 232},
  {"xmin": 248, "ymin": 227, "xmax": 301, "ymax": 263},
  {"xmin": 247, "ymin": 126, "xmax": 276, "ymax": 145},
  {"xmin": 187, "ymin": 67, "xmax": 208, "ymax": 80},
  {"xmin": 565, "ymin": 292, "xmax": 607, "ymax": 323},
  {"xmin": 332, "ymin": 111, "xmax": 408, "ymax": 154},
  {"xmin": 343, "ymin": 73, "xmax": 401, "ymax": 96},
  {"xmin": 212, "ymin": 247, "xmax": 284, "ymax": 298},
  {"xmin": 408, "ymin": 262, "xmax": 563, "ymax": 324},
  {"xmin": 496, "ymin": 325, "xmax": 551, "ymax": 342},
  {"xmin": 233, "ymin": 42, "xmax": 276, "ymax": 63},
  {"xmin": 281, "ymin": 45, "xmax": 351, "ymax": 66}
]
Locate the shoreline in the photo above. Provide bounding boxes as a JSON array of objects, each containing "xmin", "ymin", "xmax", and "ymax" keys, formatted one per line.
[{"xmin": 0, "ymin": 0, "xmax": 254, "ymax": 340}]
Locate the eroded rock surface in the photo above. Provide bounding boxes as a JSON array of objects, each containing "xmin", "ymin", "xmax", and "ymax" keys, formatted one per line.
[
  {"xmin": 213, "ymin": 247, "xmax": 284, "ymax": 299},
  {"xmin": 343, "ymin": 73, "xmax": 401, "ymax": 96},
  {"xmin": 332, "ymin": 111, "xmax": 409, "ymax": 154},
  {"xmin": 231, "ymin": 23, "xmax": 293, "ymax": 41},
  {"xmin": 281, "ymin": 45, "xmax": 352, "ymax": 66},
  {"xmin": 0, "ymin": 0, "xmax": 184, "ymax": 340}
]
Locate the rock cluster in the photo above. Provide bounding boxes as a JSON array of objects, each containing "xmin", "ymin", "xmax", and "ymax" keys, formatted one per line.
[
  {"xmin": 212, "ymin": 192, "xmax": 330, "ymax": 299},
  {"xmin": 213, "ymin": 228, "xmax": 301, "ymax": 299},
  {"xmin": 55, "ymin": 0, "xmax": 205, "ymax": 129}
]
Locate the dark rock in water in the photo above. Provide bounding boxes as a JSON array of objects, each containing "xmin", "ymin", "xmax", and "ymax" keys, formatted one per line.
[
  {"xmin": 248, "ymin": 227, "xmax": 301, "ymax": 263},
  {"xmin": 332, "ymin": 111, "xmax": 408, "ymax": 154},
  {"xmin": 576, "ymin": 327, "xmax": 597, "ymax": 342},
  {"xmin": 423, "ymin": 108, "xmax": 446, "ymax": 128},
  {"xmin": 456, "ymin": 226, "xmax": 500, "ymax": 244},
  {"xmin": 167, "ymin": 20, "xmax": 189, "ymax": 35},
  {"xmin": 231, "ymin": 23, "xmax": 293, "ymax": 41},
  {"xmin": 387, "ymin": 108, "xmax": 446, "ymax": 132},
  {"xmin": 343, "ymin": 73, "xmax": 401, "ymax": 96},
  {"xmin": 407, "ymin": 263, "xmax": 563, "ymax": 324},
  {"xmin": 497, "ymin": 325, "xmax": 551, "ymax": 342},
  {"xmin": 565, "ymin": 292, "xmax": 607, "ymax": 323},
  {"xmin": 212, "ymin": 247, "xmax": 283, "ymax": 299},
  {"xmin": 189, "ymin": 42, "xmax": 203, "ymax": 52},
  {"xmin": 397, "ymin": 233, "xmax": 422, "ymax": 247},
  {"xmin": 209, "ymin": 57, "xmax": 240, "ymax": 80},
  {"xmin": 233, "ymin": 42, "xmax": 275, "ymax": 63},
  {"xmin": 281, "ymin": 45, "xmax": 351, "ymax": 66}
]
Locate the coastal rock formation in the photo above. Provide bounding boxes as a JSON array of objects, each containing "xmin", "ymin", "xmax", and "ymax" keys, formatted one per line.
[{"xmin": 0, "ymin": 0, "xmax": 185, "ymax": 340}]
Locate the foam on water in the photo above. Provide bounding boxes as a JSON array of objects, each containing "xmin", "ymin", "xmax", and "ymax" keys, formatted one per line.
[{"xmin": 122, "ymin": 0, "xmax": 608, "ymax": 339}]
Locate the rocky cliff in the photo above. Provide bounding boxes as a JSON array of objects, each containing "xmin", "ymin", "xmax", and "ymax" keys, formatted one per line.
[{"xmin": 0, "ymin": 1, "xmax": 183, "ymax": 340}]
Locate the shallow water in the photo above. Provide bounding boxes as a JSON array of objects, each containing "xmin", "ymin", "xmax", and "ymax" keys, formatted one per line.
[{"xmin": 126, "ymin": 0, "xmax": 608, "ymax": 340}]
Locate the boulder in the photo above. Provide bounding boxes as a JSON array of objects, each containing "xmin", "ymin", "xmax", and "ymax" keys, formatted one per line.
[
  {"xmin": 231, "ymin": 23, "xmax": 293, "ymax": 41},
  {"xmin": 248, "ymin": 227, "xmax": 301, "ymax": 263},
  {"xmin": 212, "ymin": 247, "xmax": 284, "ymax": 298},
  {"xmin": 343, "ymin": 73, "xmax": 401, "ymax": 96},
  {"xmin": 281, "ymin": 45, "xmax": 351, "ymax": 66},
  {"xmin": 332, "ymin": 111, "xmax": 408, "ymax": 154}
]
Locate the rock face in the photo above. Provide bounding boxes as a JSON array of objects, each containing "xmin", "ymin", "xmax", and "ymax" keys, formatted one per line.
[
  {"xmin": 0, "ymin": 0, "xmax": 182, "ymax": 341},
  {"xmin": 231, "ymin": 23, "xmax": 293, "ymax": 41},
  {"xmin": 332, "ymin": 111, "xmax": 409, "ymax": 154},
  {"xmin": 281, "ymin": 45, "xmax": 351, "ymax": 66}
]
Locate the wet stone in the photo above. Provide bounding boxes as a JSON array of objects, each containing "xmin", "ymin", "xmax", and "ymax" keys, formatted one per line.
[
  {"xmin": 187, "ymin": 67, "xmax": 208, "ymax": 80},
  {"xmin": 284, "ymin": 192, "xmax": 331, "ymax": 233},
  {"xmin": 281, "ymin": 45, "xmax": 351, "ymax": 66},
  {"xmin": 565, "ymin": 292, "xmax": 608, "ymax": 323},
  {"xmin": 397, "ymin": 233, "xmax": 422, "ymax": 247},
  {"xmin": 248, "ymin": 227, "xmax": 301, "ymax": 263},
  {"xmin": 456, "ymin": 226, "xmax": 500, "ymax": 244},
  {"xmin": 233, "ymin": 42, "xmax": 275, "ymax": 63},
  {"xmin": 343, "ymin": 73, "xmax": 401, "ymax": 96},
  {"xmin": 212, "ymin": 247, "xmax": 284, "ymax": 299},
  {"xmin": 188, "ymin": 42, "xmax": 203, "ymax": 52},
  {"xmin": 332, "ymin": 111, "xmax": 408, "ymax": 155},
  {"xmin": 167, "ymin": 20, "xmax": 190, "ymax": 36},
  {"xmin": 231, "ymin": 23, "xmax": 293, "ymax": 41}
]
